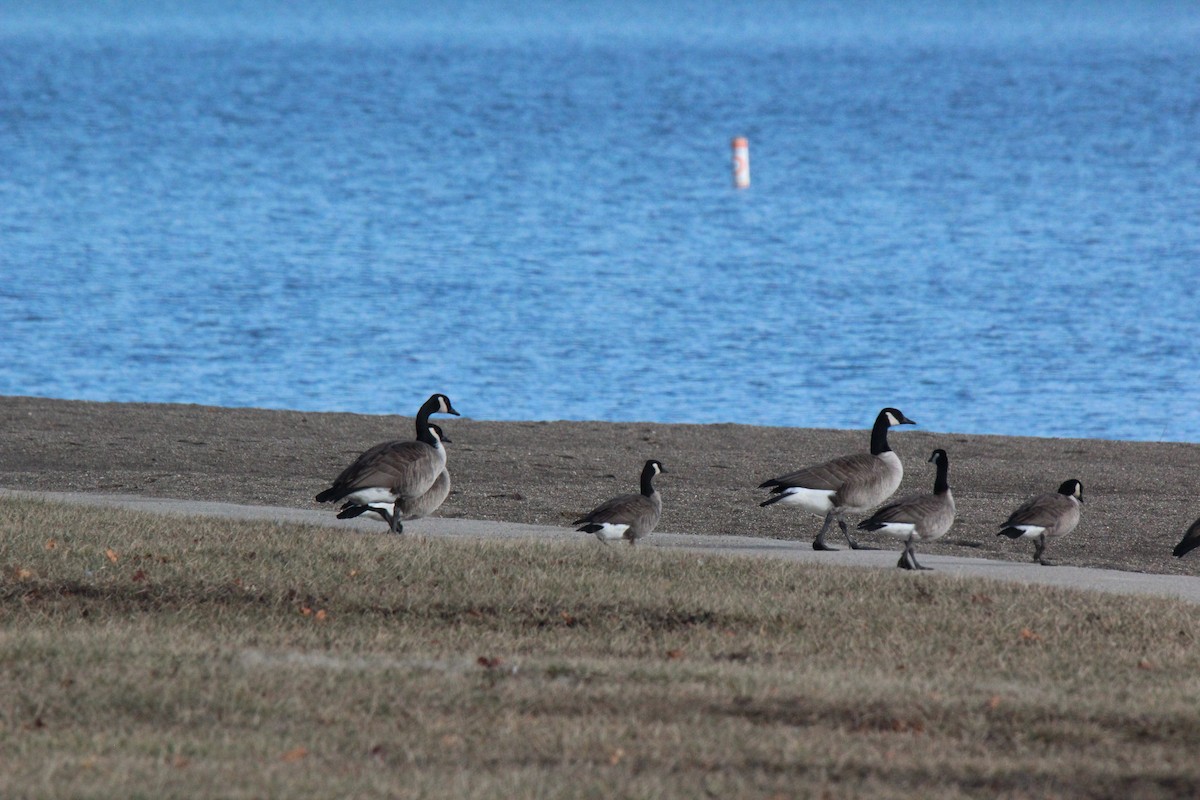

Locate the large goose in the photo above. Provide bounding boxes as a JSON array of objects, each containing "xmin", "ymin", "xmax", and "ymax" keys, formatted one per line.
[
  {"xmin": 857, "ymin": 448, "xmax": 955, "ymax": 570},
  {"xmin": 315, "ymin": 393, "xmax": 459, "ymax": 534},
  {"xmin": 336, "ymin": 424, "xmax": 452, "ymax": 528},
  {"xmin": 759, "ymin": 407, "xmax": 916, "ymax": 550},
  {"xmin": 574, "ymin": 460, "xmax": 666, "ymax": 546},
  {"xmin": 1172, "ymin": 518, "xmax": 1200, "ymax": 558},
  {"xmin": 997, "ymin": 479, "xmax": 1083, "ymax": 565}
]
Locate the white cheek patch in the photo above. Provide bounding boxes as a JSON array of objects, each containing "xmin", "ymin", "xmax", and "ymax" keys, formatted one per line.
[
  {"xmin": 591, "ymin": 523, "xmax": 631, "ymax": 540},
  {"xmin": 774, "ymin": 487, "xmax": 837, "ymax": 513},
  {"xmin": 885, "ymin": 411, "xmax": 900, "ymax": 425}
]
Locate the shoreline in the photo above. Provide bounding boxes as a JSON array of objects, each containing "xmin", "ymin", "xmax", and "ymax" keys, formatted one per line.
[{"xmin": 3, "ymin": 394, "xmax": 1199, "ymax": 576}]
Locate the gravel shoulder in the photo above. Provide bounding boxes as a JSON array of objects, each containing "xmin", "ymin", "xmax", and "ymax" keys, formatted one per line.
[{"xmin": 3, "ymin": 394, "xmax": 1199, "ymax": 576}]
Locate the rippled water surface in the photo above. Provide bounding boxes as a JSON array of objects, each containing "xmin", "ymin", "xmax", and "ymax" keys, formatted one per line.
[{"xmin": 2, "ymin": 1, "xmax": 1198, "ymax": 440}]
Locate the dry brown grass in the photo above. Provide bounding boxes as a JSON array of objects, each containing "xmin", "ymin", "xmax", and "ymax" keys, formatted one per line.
[{"xmin": 2, "ymin": 496, "xmax": 1200, "ymax": 799}]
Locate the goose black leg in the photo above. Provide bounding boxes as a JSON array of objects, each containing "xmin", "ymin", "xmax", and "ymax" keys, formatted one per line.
[
  {"xmin": 840, "ymin": 516, "xmax": 877, "ymax": 550},
  {"xmin": 1034, "ymin": 534, "xmax": 1056, "ymax": 565},
  {"xmin": 812, "ymin": 511, "xmax": 839, "ymax": 551},
  {"xmin": 897, "ymin": 540, "xmax": 932, "ymax": 571}
]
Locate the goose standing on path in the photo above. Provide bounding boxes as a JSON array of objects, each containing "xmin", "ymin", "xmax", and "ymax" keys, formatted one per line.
[
  {"xmin": 315, "ymin": 393, "xmax": 459, "ymax": 534},
  {"xmin": 857, "ymin": 448, "xmax": 956, "ymax": 571},
  {"xmin": 1172, "ymin": 518, "xmax": 1200, "ymax": 558},
  {"xmin": 997, "ymin": 479, "xmax": 1083, "ymax": 566},
  {"xmin": 758, "ymin": 408, "xmax": 916, "ymax": 550},
  {"xmin": 336, "ymin": 424, "xmax": 453, "ymax": 528},
  {"xmin": 574, "ymin": 460, "xmax": 666, "ymax": 546}
]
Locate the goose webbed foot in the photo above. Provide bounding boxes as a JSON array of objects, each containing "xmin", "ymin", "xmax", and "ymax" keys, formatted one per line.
[
  {"xmin": 811, "ymin": 513, "xmax": 840, "ymax": 551},
  {"xmin": 897, "ymin": 548, "xmax": 932, "ymax": 571},
  {"xmin": 1036, "ymin": 557, "xmax": 1058, "ymax": 566},
  {"xmin": 837, "ymin": 518, "xmax": 876, "ymax": 550}
]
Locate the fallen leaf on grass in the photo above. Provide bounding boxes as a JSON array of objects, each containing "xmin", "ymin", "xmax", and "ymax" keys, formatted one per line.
[
  {"xmin": 1138, "ymin": 659, "xmax": 1154, "ymax": 670},
  {"xmin": 131, "ymin": 569, "xmax": 147, "ymax": 583},
  {"xmin": 314, "ymin": 609, "xmax": 328, "ymax": 622},
  {"xmin": 280, "ymin": 747, "xmax": 309, "ymax": 763},
  {"xmin": 300, "ymin": 606, "xmax": 313, "ymax": 617},
  {"xmin": 665, "ymin": 649, "xmax": 684, "ymax": 660},
  {"xmin": 986, "ymin": 695, "xmax": 1002, "ymax": 710},
  {"xmin": 13, "ymin": 567, "xmax": 34, "ymax": 581},
  {"xmin": 45, "ymin": 539, "xmax": 58, "ymax": 551},
  {"xmin": 477, "ymin": 656, "xmax": 504, "ymax": 669},
  {"xmin": 1020, "ymin": 628, "xmax": 1042, "ymax": 642},
  {"xmin": 609, "ymin": 747, "xmax": 625, "ymax": 766},
  {"xmin": 105, "ymin": 549, "xmax": 119, "ymax": 564}
]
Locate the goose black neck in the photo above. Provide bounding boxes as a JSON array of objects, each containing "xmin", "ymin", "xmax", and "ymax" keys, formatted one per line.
[
  {"xmin": 869, "ymin": 413, "xmax": 893, "ymax": 455},
  {"xmin": 932, "ymin": 456, "xmax": 950, "ymax": 494},
  {"xmin": 414, "ymin": 397, "xmax": 438, "ymax": 436},
  {"xmin": 416, "ymin": 420, "xmax": 438, "ymax": 446},
  {"xmin": 640, "ymin": 466, "xmax": 658, "ymax": 497}
]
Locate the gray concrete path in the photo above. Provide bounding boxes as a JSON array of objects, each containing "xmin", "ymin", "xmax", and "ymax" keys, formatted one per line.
[{"xmin": 6, "ymin": 488, "xmax": 1200, "ymax": 605}]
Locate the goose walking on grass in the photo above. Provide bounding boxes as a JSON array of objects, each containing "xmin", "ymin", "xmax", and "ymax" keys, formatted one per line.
[
  {"xmin": 574, "ymin": 460, "xmax": 666, "ymax": 546},
  {"xmin": 1173, "ymin": 518, "xmax": 1200, "ymax": 558},
  {"xmin": 997, "ymin": 479, "xmax": 1083, "ymax": 566},
  {"xmin": 336, "ymin": 424, "xmax": 452, "ymax": 528},
  {"xmin": 315, "ymin": 393, "xmax": 459, "ymax": 534},
  {"xmin": 857, "ymin": 448, "xmax": 955, "ymax": 571},
  {"xmin": 759, "ymin": 408, "xmax": 916, "ymax": 550}
]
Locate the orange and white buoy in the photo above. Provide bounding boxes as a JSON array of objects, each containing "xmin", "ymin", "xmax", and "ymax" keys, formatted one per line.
[{"xmin": 731, "ymin": 136, "xmax": 750, "ymax": 189}]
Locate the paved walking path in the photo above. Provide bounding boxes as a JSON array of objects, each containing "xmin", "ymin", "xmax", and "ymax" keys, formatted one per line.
[{"xmin": 6, "ymin": 489, "xmax": 1200, "ymax": 605}]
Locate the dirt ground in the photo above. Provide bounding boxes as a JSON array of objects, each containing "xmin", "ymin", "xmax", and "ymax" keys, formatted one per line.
[{"xmin": 3, "ymin": 394, "xmax": 1199, "ymax": 575}]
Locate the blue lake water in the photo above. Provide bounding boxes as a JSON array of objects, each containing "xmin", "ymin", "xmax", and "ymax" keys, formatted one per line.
[{"xmin": 2, "ymin": 1, "xmax": 1199, "ymax": 441}]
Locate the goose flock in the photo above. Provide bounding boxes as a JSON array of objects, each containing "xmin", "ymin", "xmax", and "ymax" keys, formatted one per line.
[{"xmin": 314, "ymin": 394, "xmax": 1199, "ymax": 570}]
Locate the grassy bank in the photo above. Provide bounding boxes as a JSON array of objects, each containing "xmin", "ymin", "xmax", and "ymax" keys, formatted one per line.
[{"xmin": 1, "ymin": 497, "xmax": 1198, "ymax": 798}]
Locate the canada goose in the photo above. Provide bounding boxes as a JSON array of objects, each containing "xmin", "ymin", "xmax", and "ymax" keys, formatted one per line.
[
  {"xmin": 314, "ymin": 393, "xmax": 459, "ymax": 534},
  {"xmin": 1172, "ymin": 518, "xmax": 1200, "ymax": 558},
  {"xmin": 857, "ymin": 448, "xmax": 955, "ymax": 570},
  {"xmin": 574, "ymin": 460, "xmax": 666, "ymax": 546},
  {"xmin": 759, "ymin": 408, "xmax": 916, "ymax": 550},
  {"xmin": 336, "ymin": 424, "xmax": 452, "ymax": 527},
  {"xmin": 997, "ymin": 479, "xmax": 1083, "ymax": 566}
]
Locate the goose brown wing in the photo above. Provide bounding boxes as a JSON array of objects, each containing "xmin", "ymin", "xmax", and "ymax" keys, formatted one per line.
[
  {"xmin": 868, "ymin": 491, "xmax": 942, "ymax": 524},
  {"xmin": 764, "ymin": 452, "xmax": 878, "ymax": 491},
  {"xmin": 1001, "ymin": 493, "xmax": 1074, "ymax": 529},
  {"xmin": 866, "ymin": 491, "xmax": 956, "ymax": 539},
  {"xmin": 573, "ymin": 493, "xmax": 645, "ymax": 525},
  {"xmin": 327, "ymin": 440, "xmax": 441, "ymax": 499}
]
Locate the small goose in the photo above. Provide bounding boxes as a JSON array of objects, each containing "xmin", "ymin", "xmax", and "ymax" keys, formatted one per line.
[
  {"xmin": 857, "ymin": 448, "xmax": 955, "ymax": 571},
  {"xmin": 759, "ymin": 408, "xmax": 916, "ymax": 550},
  {"xmin": 336, "ymin": 424, "xmax": 452, "ymax": 528},
  {"xmin": 315, "ymin": 393, "xmax": 459, "ymax": 534},
  {"xmin": 997, "ymin": 479, "xmax": 1083, "ymax": 566},
  {"xmin": 573, "ymin": 460, "xmax": 666, "ymax": 546},
  {"xmin": 1172, "ymin": 518, "xmax": 1200, "ymax": 558}
]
